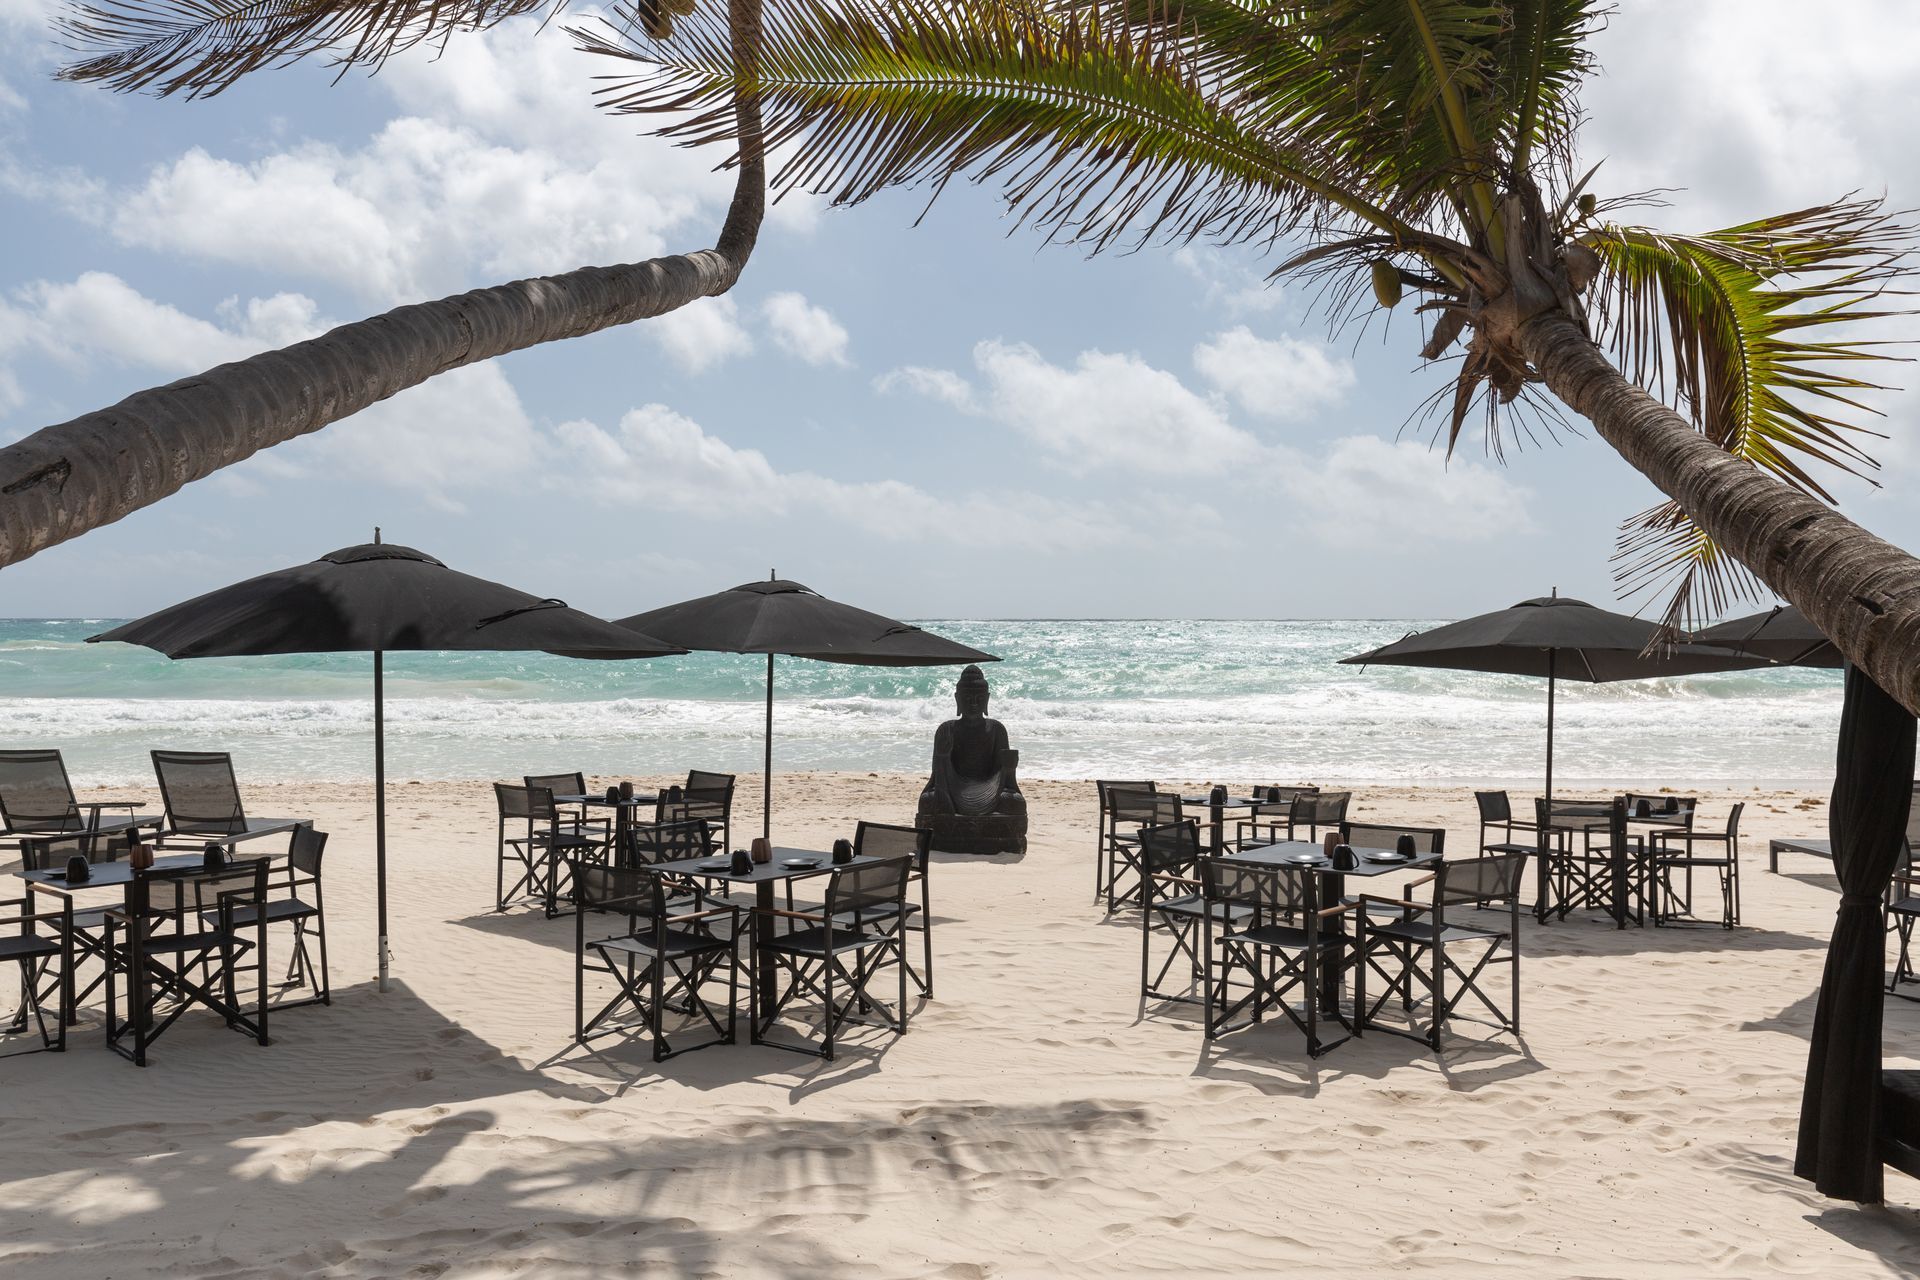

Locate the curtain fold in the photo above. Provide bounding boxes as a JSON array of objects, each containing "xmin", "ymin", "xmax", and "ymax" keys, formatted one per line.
[{"xmin": 1795, "ymin": 665, "xmax": 1918, "ymax": 1203}]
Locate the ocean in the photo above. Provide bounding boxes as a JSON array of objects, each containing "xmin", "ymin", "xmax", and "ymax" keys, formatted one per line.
[{"xmin": 0, "ymin": 617, "xmax": 1842, "ymax": 788}]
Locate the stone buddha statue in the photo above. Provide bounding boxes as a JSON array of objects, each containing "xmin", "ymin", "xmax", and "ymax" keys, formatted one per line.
[{"xmin": 916, "ymin": 664, "xmax": 1028, "ymax": 855}]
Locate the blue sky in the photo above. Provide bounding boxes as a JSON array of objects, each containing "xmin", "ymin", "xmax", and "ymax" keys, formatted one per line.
[{"xmin": 0, "ymin": 0, "xmax": 1915, "ymax": 622}]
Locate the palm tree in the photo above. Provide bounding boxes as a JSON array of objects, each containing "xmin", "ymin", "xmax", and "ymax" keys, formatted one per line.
[
  {"xmin": 0, "ymin": 0, "xmax": 767, "ymax": 569},
  {"xmin": 568, "ymin": 0, "xmax": 1920, "ymax": 711}
]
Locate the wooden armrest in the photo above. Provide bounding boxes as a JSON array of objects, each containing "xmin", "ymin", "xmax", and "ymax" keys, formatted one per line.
[
  {"xmin": 1150, "ymin": 873, "xmax": 1201, "ymax": 889},
  {"xmin": 102, "ymin": 907, "xmax": 131, "ymax": 924},
  {"xmin": 758, "ymin": 907, "xmax": 828, "ymax": 924},
  {"xmin": 1405, "ymin": 873, "xmax": 1436, "ymax": 889},
  {"xmin": 1360, "ymin": 894, "xmax": 1427, "ymax": 913},
  {"xmin": 1316, "ymin": 902, "xmax": 1356, "ymax": 918},
  {"xmin": 25, "ymin": 883, "xmax": 73, "ymax": 901}
]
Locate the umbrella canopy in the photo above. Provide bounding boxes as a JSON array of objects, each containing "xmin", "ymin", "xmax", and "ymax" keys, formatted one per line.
[
  {"xmin": 91, "ymin": 541, "xmax": 681, "ymax": 990},
  {"xmin": 615, "ymin": 578, "xmax": 997, "ymax": 838},
  {"xmin": 1692, "ymin": 604, "xmax": 1842, "ymax": 669},
  {"xmin": 1340, "ymin": 594, "xmax": 1771, "ymax": 803}
]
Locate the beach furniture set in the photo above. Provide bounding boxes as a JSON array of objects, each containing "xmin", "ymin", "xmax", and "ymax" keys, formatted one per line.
[
  {"xmin": 0, "ymin": 748, "xmax": 324, "ymax": 1065},
  {"xmin": 496, "ymin": 772, "xmax": 932, "ymax": 1063}
]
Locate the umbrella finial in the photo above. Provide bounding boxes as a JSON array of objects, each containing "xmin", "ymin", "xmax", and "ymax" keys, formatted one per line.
[
  {"xmin": 770, "ymin": 567, "xmax": 776, "ymax": 581},
  {"xmin": 374, "ymin": 526, "xmax": 382, "ymax": 545}
]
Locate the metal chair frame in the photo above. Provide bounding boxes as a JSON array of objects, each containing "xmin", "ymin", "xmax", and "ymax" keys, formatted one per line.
[
  {"xmin": 1138, "ymin": 819, "xmax": 1250, "ymax": 1006},
  {"xmin": 572, "ymin": 860, "xmax": 741, "ymax": 1062},
  {"xmin": 1, "ymin": 885, "xmax": 71, "ymax": 1057},
  {"xmin": 1354, "ymin": 852, "xmax": 1525, "ymax": 1051},
  {"xmin": 1105, "ymin": 789, "xmax": 1181, "ymax": 914},
  {"xmin": 1199, "ymin": 859, "xmax": 1350, "ymax": 1056},
  {"xmin": 1649, "ymin": 803, "xmax": 1744, "ymax": 928},
  {"xmin": 751, "ymin": 856, "xmax": 912, "ymax": 1061},
  {"xmin": 1094, "ymin": 781, "xmax": 1157, "ymax": 898}
]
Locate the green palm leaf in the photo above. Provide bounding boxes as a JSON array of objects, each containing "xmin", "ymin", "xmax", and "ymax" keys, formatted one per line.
[{"xmin": 1586, "ymin": 197, "xmax": 1914, "ymax": 626}]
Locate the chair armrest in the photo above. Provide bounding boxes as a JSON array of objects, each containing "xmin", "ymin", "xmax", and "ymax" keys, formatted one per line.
[
  {"xmin": 666, "ymin": 906, "xmax": 741, "ymax": 925},
  {"xmin": 25, "ymin": 883, "xmax": 73, "ymax": 901},
  {"xmin": 1149, "ymin": 873, "xmax": 1201, "ymax": 889},
  {"xmin": 1405, "ymin": 873, "xmax": 1436, "ymax": 890},
  {"xmin": 102, "ymin": 907, "xmax": 131, "ymax": 924},
  {"xmin": 1316, "ymin": 902, "xmax": 1356, "ymax": 918},
  {"xmin": 1359, "ymin": 893, "xmax": 1428, "ymax": 914},
  {"xmin": 759, "ymin": 907, "xmax": 828, "ymax": 924}
]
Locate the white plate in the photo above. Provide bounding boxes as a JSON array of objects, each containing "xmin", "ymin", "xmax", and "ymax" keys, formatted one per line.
[
  {"xmin": 780, "ymin": 858, "xmax": 820, "ymax": 869},
  {"xmin": 1285, "ymin": 853, "xmax": 1325, "ymax": 865}
]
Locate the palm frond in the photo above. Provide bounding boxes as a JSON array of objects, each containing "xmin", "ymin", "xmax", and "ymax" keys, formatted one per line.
[
  {"xmin": 577, "ymin": 0, "xmax": 1429, "ymax": 253},
  {"xmin": 56, "ymin": 0, "xmax": 553, "ymax": 96},
  {"xmin": 1586, "ymin": 196, "xmax": 1916, "ymax": 626}
]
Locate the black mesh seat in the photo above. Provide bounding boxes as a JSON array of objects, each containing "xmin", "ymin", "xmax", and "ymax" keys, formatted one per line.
[
  {"xmin": 682, "ymin": 771, "xmax": 736, "ymax": 854},
  {"xmin": 105, "ymin": 859, "xmax": 271, "ymax": 1067},
  {"xmin": 0, "ymin": 750, "xmax": 164, "ymax": 859},
  {"xmin": 1355, "ymin": 851, "xmax": 1526, "ymax": 1051},
  {"xmin": 1106, "ymin": 789, "xmax": 1181, "ymax": 914},
  {"xmin": 1138, "ymin": 820, "xmax": 1250, "ymax": 1007},
  {"xmin": 1649, "ymin": 803, "xmax": 1744, "ymax": 928},
  {"xmin": 1199, "ymin": 859, "xmax": 1350, "ymax": 1056},
  {"xmin": 574, "ymin": 861, "xmax": 741, "ymax": 1062},
  {"xmin": 1, "ymin": 884, "xmax": 70, "ymax": 1059},
  {"xmin": 149, "ymin": 751, "xmax": 305, "ymax": 861},
  {"xmin": 1095, "ymin": 781, "xmax": 1157, "ymax": 898},
  {"xmin": 822, "ymin": 823, "xmax": 936, "ymax": 999},
  {"xmin": 753, "ymin": 855, "xmax": 913, "ymax": 1061},
  {"xmin": 495, "ymin": 783, "xmax": 610, "ymax": 917},
  {"xmin": 203, "ymin": 826, "xmax": 330, "ymax": 1008}
]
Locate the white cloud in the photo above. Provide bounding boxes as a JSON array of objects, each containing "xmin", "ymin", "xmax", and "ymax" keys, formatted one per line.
[
  {"xmin": 761, "ymin": 291, "xmax": 852, "ymax": 368},
  {"xmin": 1281, "ymin": 436, "xmax": 1533, "ymax": 547},
  {"xmin": 1172, "ymin": 247, "xmax": 1289, "ymax": 316},
  {"xmin": 645, "ymin": 295, "xmax": 755, "ymax": 374},
  {"xmin": 1192, "ymin": 326, "xmax": 1355, "ymax": 419},
  {"xmin": 971, "ymin": 339, "xmax": 1263, "ymax": 473},
  {"xmin": 873, "ymin": 365, "xmax": 976, "ymax": 412},
  {"xmin": 5, "ymin": 271, "xmax": 321, "ymax": 375},
  {"xmin": 555, "ymin": 403, "xmax": 1138, "ymax": 553}
]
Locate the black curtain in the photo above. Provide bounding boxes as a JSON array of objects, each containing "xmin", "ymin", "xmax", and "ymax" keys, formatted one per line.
[{"xmin": 1795, "ymin": 665, "xmax": 1919, "ymax": 1202}]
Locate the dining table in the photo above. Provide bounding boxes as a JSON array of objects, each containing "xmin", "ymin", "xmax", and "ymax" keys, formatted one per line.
[
  {"xmin": 16, "ymin": 852, "xmax": 205, "ymax": 1023},
  {"xmin": 553, "ymin": 791, "xmax": 661, "ymax": 869},
  {"xmin": 682, "ymin": 848, "xmax": 880, "ymax": 1032},
  {"xmin": 1528, "ymin": 798, "xmax": 1681, "ymax": 928},
  {"xmin": 1177, "ymin": 793, "xmax": 1263, "ymax": 855},
  {"xmin": 1225, "ymin": 840, "xmax": 1442, "ymax": 1015}
]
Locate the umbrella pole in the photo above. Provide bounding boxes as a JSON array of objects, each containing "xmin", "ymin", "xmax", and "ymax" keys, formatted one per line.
[
  {"xmin": 1545, "ymin": 649, "xmax": 1556, "ymax": 807},
  {"xmin": 763, "ymin": 653, "xmax": 774, "ymax": 841},
  {"xmin": 375, "ymin": 648, "xmax": 390, "ymax": 993}
]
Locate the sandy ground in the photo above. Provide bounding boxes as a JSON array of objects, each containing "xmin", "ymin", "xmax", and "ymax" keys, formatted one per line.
[{"xmin": 2, "ymin": 773, "xmax": 1918, "ymax": 1278}]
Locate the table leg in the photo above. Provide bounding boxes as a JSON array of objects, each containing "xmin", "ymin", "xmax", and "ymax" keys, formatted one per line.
[
  {"xmin": 753, "ymin": 880, "xmax": 775, "ymax": 1034},
  {"xmin": 1209, "ymin": 801, "xmax": 1225, "ymax": 855},
  {"xmin": 1321, "ymin": 871, "xmax": 1345, "ymax": 1017},
  {"xmin": 1611, "ymin": 834, "xmax": 1633, "ymax": 929}
]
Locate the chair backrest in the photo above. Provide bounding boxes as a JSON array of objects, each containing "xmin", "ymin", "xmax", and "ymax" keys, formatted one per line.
[
  {"xmin": 1723, "ymin": 801, "xmax": 1744, "ymax": 840},
  {"xmin": 1200, "ymin": 858, "xmax": 1312, "ymax": 917},
  {"xmin": 854, "ymin": 821, "xmax": 932, "ymax": 872},
  {"xmin": 524, "ymin": 773, "xmax": 585, "ymax": 802},
  {"xmin": 1137, "ymin": 819, "xmax": 1203, "ymax": 877},
  {"xmin": 1474, "ymin": 790, "xmax": 1512, "ymax": 824},
  {"xmin": 574, "ymin": 861, "xmax": 669, "ymax": 920},
  {"xmin": 1623, "ymin": 792, "xmax": 1694, "ymax": 823},
  {"xmin": 1296, "ymin": 790, "xmax": 1351, "ymax": 826},
  {"xmin": 19, "ymin": 834, "xmax": 88, "ymax": 871},
  {"xmin": 0, "ymin": 750, "xmax": 80, "ymax": 831},
  {"xmin": 826, "ymin": 854, "xmax": 911, "ymax": 929},
  {"xmin": 684, "ymin": 771, "xmax": 735, "ymax": 812},
  {"xmin": 630, "ymin": 818, "xmax": 713, "ymax": 864},
  {"xmin": 1436, "ymin": 851, "xmax": 1526, "ymax": 908},
  {"xmin": 494, "ymin": 783, "xmax": 539, "ymax": 823},
  {"xmin": 1340, "ymin": 821, "xmax": 1445, "ymax": 855},
  {"xmin": 1906, "ymin": 782, "xmax": 1920, "ymax": 853},
  {"xmin": 151, "ymin": 751, "xmax": 247, "ymax": 834},
  {"xmin": 1108, "ymin": 787, "xmax": 1171, "ymax": 827},
  {"xmin": 290, "ymin": 826, "xmax": 327, "ymax": 878},
  {"xmin": 1097, "ymin": 780, "xmax": 1158, "ymax": 813},
  {"xmin": 133, "ymin": 857, "xmax": 267, "ymax": 922}
]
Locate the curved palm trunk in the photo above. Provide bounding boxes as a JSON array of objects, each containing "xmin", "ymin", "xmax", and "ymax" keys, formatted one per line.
[
  {"xmin": 1521, "ymin": 311, "xmax": 1920, "ymax": 718},
  {"xmin": 0, "ymin": 0, "xmax": 766, "ymax": 570}
]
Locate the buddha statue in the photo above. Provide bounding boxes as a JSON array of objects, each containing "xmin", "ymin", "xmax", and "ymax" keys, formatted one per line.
[{"xmin": 916, "ymin": 665, "xmax": 1028, "ymax": 855}]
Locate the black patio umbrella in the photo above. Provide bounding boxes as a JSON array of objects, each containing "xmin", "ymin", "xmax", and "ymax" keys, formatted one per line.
[
  {"xmin": 1692, "ymin": 604, "xmax": 1842, "ymax": 669},
  {"xmin": 614, "ymin": 576, "xmax": 997, "ymax": 840},
  {"xmin": 1339, "ymin": 593, "xmax": 1771, "ymax": 803},
  {"xmin": 89, "ymin": 538, "xmax": 681, "ymax": 991}
]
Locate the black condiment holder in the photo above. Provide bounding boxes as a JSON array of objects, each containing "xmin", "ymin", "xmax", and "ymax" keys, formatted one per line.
[
  {"xmin": 201, "ymin": 842, "xmax": 227, "ymax": 872},
  {"xmin": 1331, "ymin": 843, "xmax": 1357, "ymax": 870},
  {"xmin": 729, "ymin": 848, "xmax": 753, "ymax": 876},
  {"xmin": 63, "ymin": 854, "xmax": 91, "ymax": 883},
  {"xmin": 1395, "ymin": 833, "xmax": 1417, "ymax": 858},
  {"xmin": 831, "ymin": 838, "xmax": 855, "ymax": 865}
]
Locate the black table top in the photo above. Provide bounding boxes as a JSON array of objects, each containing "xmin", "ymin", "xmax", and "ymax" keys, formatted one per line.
[
  {"xmin": 1177, "ymin": 795, "xmax": 1263, "ymax": 809},
  {"xmin": 680, "ymin": 848, "xmax": 880, "ymax": 885},
  {"xmin": 555, "ymin": 793, "xmax": 662, "ymax": 809},
  {"xmin": 1227, "ymin": 841, "xmax": 1441, "ymax": 878},
  {"xmin": 17, "ymin": 853, "xmax": 204, "ymax": 889}
]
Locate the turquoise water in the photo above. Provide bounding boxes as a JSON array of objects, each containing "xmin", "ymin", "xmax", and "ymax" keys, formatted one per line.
[{"xmin": 0, "ymin": 618, "xmax": 1843, "ymax": 786}]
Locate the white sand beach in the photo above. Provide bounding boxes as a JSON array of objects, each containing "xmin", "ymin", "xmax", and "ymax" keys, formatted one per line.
[{"xmin": 3, "ymin": 774, "xmax": 1918, "ymax": 1278}]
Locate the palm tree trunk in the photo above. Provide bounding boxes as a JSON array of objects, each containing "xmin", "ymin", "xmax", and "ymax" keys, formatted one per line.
[
  {"xmin": 0, "ymin": 0, "xmax": 766, "ymax": 570},
  {"xmin": 1521, "ymin": 310, "xmax": 1920, "ymax": 718}
]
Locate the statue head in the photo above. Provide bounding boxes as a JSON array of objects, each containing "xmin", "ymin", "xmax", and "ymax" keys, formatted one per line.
[{"xmin": 954, "ymin": 664, "xmax": 990, "ymax": 717}]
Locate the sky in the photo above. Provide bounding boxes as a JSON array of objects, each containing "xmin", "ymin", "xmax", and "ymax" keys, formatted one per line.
[{"xmin": 0, "ymin": 0, "xmax": 1916, "ymax": 622}]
